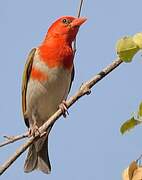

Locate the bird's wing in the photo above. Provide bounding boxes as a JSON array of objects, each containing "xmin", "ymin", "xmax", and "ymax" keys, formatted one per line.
[
  {"xmin": 22, "ymin": 48, "xmax": 36, "ymax": 127},
  {"xmin": 68, "ymin": 65, "xmax": 75, "ymax": 94}
]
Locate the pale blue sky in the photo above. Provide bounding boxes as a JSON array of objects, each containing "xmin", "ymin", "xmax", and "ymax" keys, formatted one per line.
[{"xmin": 0, "ymin": 0, "xmax": 142, "ymax": 179}]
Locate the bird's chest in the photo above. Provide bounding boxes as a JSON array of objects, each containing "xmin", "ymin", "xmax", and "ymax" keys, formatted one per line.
[{"xmin": 26, "ymin": 58, "xmax": 72, "ymax": 121}]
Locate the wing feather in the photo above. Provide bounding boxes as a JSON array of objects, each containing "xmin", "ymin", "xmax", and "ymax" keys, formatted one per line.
[{"xmin": 22, "ymin": 48, "xmax": 36, "ymax": 126}]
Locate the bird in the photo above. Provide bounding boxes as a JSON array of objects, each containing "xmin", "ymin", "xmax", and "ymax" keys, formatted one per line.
[{"xmin": 22, "ymin": 16, "xmax": 87, "ymax": 174}]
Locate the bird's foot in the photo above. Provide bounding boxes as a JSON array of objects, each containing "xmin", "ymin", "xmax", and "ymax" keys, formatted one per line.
[
  {"xmin": 28, "ymin": 123, "xmax": 40, "ymax": 137},
  {"xmin": 59, "ymin": 100, "xmax": 69, "ymax": 118}
]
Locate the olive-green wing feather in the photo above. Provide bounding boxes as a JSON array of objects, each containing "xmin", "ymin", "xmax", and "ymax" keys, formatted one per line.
[
  {"xmin": 22, "ymin": 48, "xmax": 36, "ymax": 127},
  {"xmin": 68, "ymin": 65, "xmax": 75, "ymax": 94}
]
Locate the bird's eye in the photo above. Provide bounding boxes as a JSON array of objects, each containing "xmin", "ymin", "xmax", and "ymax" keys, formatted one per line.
[{"xmin": 62, "ymin": 19, "xmax": 68, "ymax": 24}]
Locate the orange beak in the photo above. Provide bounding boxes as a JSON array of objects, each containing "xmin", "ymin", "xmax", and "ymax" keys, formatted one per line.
[{"xmin": 70, "ymin": 17, "xmax": 87, "ymax": 27}]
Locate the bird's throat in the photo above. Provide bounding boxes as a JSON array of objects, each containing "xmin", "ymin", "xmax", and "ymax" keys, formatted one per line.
[{"xmin": 38, "ymin": 39, "xmax": 74, "ymax": 70}]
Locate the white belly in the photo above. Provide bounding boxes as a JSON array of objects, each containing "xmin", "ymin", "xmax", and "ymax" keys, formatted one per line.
[{"xmin": 26, "ymin": 65, "xmax": 72, "ymax": 127}]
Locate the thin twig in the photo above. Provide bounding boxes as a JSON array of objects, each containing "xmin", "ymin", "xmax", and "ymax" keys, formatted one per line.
[
  {"xmin": 0, "ymin": 58, "xmax": 123, "ymax": 175},
  {"xmin": 136, "ymin": 154, "xmax": 142, "ymax": 164},
  {"xmin": 77, "ymin": 0, "xmax": 84, "ymax": 18},
  {"xmin": 73, "ymin": 0, "xmax": 84, "ymax": 54},
  {"xmin": 0, "ymin": 133, "xmax": 28, "ymax": 148}
]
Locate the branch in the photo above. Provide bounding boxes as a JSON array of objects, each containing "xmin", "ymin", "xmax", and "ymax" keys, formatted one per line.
[
  {"xmin": 73, "ymin": 0, "xmax": 84, "ymax": 54},
  {"xmin": 0, "ymin": 133, "xmax": 28, "ymax": 148},
  {"xmin": 77, "ymin": 0, "xmax": 84, "ymax": 18},
  {"xmin": 0, "ymin": 58, "xmax": 123, "ymax": 175}
]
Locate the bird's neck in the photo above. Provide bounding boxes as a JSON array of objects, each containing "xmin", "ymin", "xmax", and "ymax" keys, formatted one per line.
[
  {"xmin": 43, "ymin": 33, "xmax": 73, "ymax": 47},
  {"xmin": 38, "ymin": 35, "xmax": 74, "ymax": 70}
]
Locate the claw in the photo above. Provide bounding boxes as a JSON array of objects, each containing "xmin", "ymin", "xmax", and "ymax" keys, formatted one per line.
[
  {"xmin": 28, "ymin": 123, "xmax": 40, "ymax": 137},
  {"xmin": 59, "ymin": 100, "xmax": 69, "ymax": 118}
]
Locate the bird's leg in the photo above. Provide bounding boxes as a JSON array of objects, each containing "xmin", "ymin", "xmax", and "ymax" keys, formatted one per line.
[
  {"xmin": 28, "ymin": 123, "xmax": 40, "ymax": 137},
  {"xmin": 28, "ymin": 115, "xmax": 40, "ymax": 137},
  {"xmin": 31, "ymin": 123, "xmax": 40, "ymax": 137},
  {"xmin": 59, "ymin": 100, "xmax": 69, "ymax": 118}
]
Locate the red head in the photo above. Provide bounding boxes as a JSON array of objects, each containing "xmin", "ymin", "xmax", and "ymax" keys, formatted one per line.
[{"xmin": 45, "ymin": 16, "xmax": 87, "ymax": 44}]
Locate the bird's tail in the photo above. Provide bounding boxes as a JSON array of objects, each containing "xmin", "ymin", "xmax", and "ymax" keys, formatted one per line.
[{"xmin": 24, "ymin": 137, "xmax": 51, "ymax": 174}]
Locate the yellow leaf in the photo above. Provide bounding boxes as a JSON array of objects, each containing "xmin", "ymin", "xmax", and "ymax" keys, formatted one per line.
[
  {"xmin": 120, "ymin": 117, "xmax": 141, "ymax": 134},
  {"xmin": 132, "ymin": 167, "xmax": 142, "ymax": 180},
  {"xmin": 122, "ymin": 161, "xmax": 137, "ymax": 180},
  {"xmin": 138, "ymin": 102, "xmax": 142, "ymax": 117},
  {"xmin": 128, "ymin": 161, "xmax": 137, "ymax": 180},
  {"xmin": 133, "ymin": 32, "xmax": 142, "ymax": 49},
  {"xmin": 116, "ymin": 36, "xmax": 139, "ymax": 62},
  {"xmin": 122, "ymin": 167, "xmax": 130, "ymax": 180}
]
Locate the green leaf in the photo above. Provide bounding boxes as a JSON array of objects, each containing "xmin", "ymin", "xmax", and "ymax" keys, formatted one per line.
[
  {"xmin": 133, "ymin": 32, "xmax": 142, "ymax": 49},
  {"xmin": 138, "ymin": 102, "xmax": 142, "ymax": 117},
  {"xmin": 116, "ymin": 36, "xmax": 139, "ymax": 62},
  {"xmin": 120, "ymin": 117, "xmax": 141, "ymax": 134}
]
